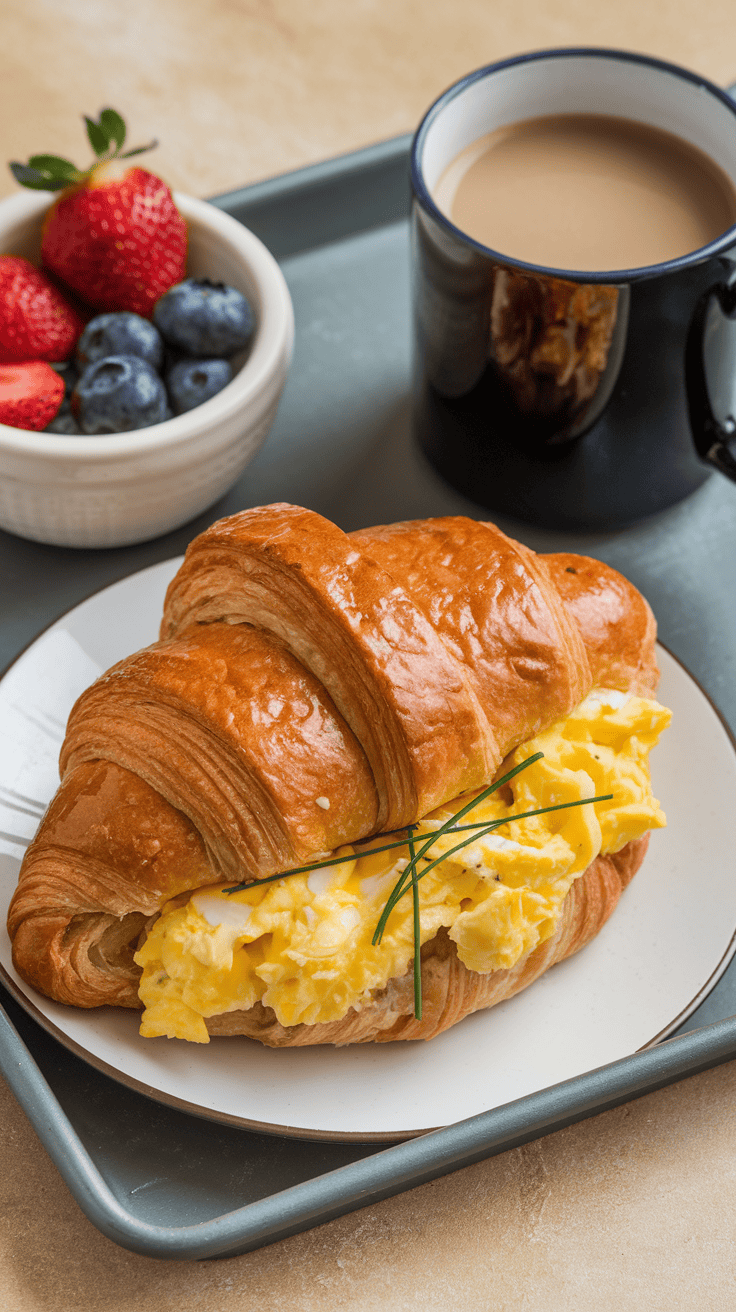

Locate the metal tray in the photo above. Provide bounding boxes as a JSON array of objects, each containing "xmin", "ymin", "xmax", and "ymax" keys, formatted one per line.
[{"xmin": 2, "ymin": 134, "xmax": 736, "ymax": 1260}]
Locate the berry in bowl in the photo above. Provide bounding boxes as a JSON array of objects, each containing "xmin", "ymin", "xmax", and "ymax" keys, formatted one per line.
[{"xmin": 0, "ymin": 110, "xmax": 294, "ymax": 548}]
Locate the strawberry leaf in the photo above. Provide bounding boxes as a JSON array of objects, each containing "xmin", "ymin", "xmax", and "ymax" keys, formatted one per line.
[
  {"xmin": 9, "ymin": 108, "xmax": 153, "ymax": 193},
  {"xmin": 120, "ymin": 138, "xmax": 158, "ymax": 159},
  {"xmin": 85, "ymin": 114, "xmax": 110, "ymax": 157},
  {"xmin": 27, "ymin": 154, "xmax": 79, "ymax": 178},
  {"xmin": 9, "ymin": 159, "xmax": 76, "ymax": 191},
  {"xmin": 99, "ymin": 108, "xmax": 126, "ymax": 152}
]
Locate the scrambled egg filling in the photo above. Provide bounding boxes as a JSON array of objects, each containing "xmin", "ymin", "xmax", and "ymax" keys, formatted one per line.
[{"xmin": 135, "ymin": 690, "xmax": 671, "ymax": 1043}]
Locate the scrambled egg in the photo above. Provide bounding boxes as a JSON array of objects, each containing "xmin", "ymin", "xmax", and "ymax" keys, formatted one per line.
[{"xmin": 135, "ymin": 690, "xmax": 671, "ymax": 1042}]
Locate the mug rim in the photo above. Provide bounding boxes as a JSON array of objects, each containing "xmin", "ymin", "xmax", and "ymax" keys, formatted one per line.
[{"xmin": 411, "ymin": 46, "xmax": 736, "ymax": 284}]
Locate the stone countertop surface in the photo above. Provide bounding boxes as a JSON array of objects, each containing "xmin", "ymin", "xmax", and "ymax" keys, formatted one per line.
[{"xmin": 2, "ymin": 1, "xmax": 736, "ymax": 1308}]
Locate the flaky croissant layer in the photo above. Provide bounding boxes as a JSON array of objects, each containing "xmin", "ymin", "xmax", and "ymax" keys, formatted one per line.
[{"xmin": 7, "ymin": 506, "xmax": 664, "ymax": 1046}]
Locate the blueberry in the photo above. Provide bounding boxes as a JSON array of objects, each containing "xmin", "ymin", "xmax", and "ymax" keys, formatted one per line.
[
  {"xmin": 153, "ymin": 279, "xmax": 255, "ymax": 356},
  {"xmin": 166, "ymin": 358, "xmax": 233, "ymax": 414},
  {"xmin": 73, "ymin": 356, "xmax": 168, "ymax": 433},
  {"xmin": 45, "ymin": 410, "xmax": 82, "ymax": 434},
  {"xmin": 77, "ymin": 313, "xmax": 163, "ymax": 371}
]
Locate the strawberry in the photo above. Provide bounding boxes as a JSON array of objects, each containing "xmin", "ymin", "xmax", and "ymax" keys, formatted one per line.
[
  {"xmin": 11, "ymin": 109, "xmax": 187, "ymax": 319},
  {"xmin": 0, "ymin": 256, "xmax": 84, "ymax": 363},
  {"xmin": 0, "ymin": 361, "xmax": 65, "ymax": 431}
]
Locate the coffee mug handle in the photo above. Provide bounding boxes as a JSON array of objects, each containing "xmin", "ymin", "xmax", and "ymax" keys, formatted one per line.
[{"xmin": 685, "ymin": 276, "xmax": 736, "ymax": 481}]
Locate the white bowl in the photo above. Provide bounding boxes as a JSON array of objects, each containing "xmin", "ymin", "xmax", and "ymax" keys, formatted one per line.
[{"xmin": 0, "ymin": 190, "xmax": 294, "ymax": 548}]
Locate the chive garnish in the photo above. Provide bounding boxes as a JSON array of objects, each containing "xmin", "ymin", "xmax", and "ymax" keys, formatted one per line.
[
  {"xmin": 376, "ymin": 793, "xmax": 613, "ymax": 922},
  {"xmin": 371, "ymin": 752, "xmax": 545, "ymax": 947},
  {"xmin": 222, "ymin": 750, "xmax": 613, "ymax": 1022},
  {"xmin": 408, "ymin": 830, "xmax": 422, "ymax": 1022},
  {"xmin": 223, "ymin": 828, "xmax": 419, "ymax": 894},
  {"xmin": 373, "ymin": 786, "xmax": 611, "ymax": 1017},
  {"xmin": 223, "ymin": 753, "xmax": 542, "ymax": 895}
]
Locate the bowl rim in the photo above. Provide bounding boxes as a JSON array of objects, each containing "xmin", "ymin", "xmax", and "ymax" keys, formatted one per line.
[{"xmin": 0, "ymin": 191, "xmax": 294, "ymax": 462}]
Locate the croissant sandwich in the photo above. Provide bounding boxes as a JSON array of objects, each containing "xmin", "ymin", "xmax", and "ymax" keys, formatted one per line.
[{"xmin": 7, "ymin": 505, "xmax": 670, "ymax": 1046}]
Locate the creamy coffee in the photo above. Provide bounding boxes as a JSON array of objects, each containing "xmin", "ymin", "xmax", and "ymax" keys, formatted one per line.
[{"xmin": 433, "ymin": 114, "xmax": 736, "ymax": 271}]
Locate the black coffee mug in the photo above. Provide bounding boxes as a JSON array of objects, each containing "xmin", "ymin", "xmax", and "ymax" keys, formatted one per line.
[{"xmin": 411, "ymin": 49, "xmax": 736, "ymax": 530}]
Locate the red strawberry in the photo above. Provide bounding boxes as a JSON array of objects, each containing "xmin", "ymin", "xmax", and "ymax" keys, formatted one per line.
[
  {"xmin": 0, "ymin": 361, "xmax": 65, "ymax": 431},
  {"xmin": 0, "ymin": 256, "xmax": 84, "ymax": 363},
  {"xmin": 11, "ymin": 109, "xmax": 187, "ymax": 319},
  {"xmin": 41, "ymin": 164, "xmax": 188, "ymax": 318}
]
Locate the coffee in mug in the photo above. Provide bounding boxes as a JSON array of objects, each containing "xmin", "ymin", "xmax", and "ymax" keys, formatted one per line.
[{"xmin": 433, "ymin": 114, "xmax": 736, "ymax": 272}]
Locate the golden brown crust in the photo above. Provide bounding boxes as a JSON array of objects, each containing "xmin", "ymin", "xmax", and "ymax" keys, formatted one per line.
[
  {"xmin": 543, "ymin": 553, "xmax": 659, "ymax": 696},
  {"xmin": 159, "ymin": 504, "xmax": 498, "ymax": 830},
  {"xmin": 6, "ymin": 506, "xmax": 661, "ymax": 1040},
  {"xmin": 60, "ymin": 622, "xmax": 379, "ymax": 884},
  {"xmin": 352, "ymin": 517, "xmax": 591, "ymax": 749}
]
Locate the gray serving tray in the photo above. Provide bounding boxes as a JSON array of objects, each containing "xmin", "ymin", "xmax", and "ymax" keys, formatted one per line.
[{"xmin": 2, "ymin": 134, "xmax": 736, "ymax": 1260}]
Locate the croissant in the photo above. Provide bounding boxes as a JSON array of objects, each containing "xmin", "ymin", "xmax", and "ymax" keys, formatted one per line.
[{"xmin": 7, "ymin": 505, "xmax": 664, "ymax": 1045}]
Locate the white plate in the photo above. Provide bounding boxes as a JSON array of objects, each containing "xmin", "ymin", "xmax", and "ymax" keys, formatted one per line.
[{"xmin": 1, "ymin": 559, "xmax": 735, "ymax": 1142}]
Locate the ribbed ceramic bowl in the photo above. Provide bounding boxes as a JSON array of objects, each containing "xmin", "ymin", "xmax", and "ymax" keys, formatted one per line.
[{"xmin": 0, "ymin": 190, "xmax": 294, "ymax": 548}]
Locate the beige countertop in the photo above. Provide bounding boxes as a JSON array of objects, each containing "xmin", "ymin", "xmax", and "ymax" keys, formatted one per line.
[{"xmin": 2, "ymin": 1, "xmax": 736, "ymax": 1308}]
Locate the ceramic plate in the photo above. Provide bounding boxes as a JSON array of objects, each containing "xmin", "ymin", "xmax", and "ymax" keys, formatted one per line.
[{"xmin": 1, "ymin": 559, "xmax": 735, "ymax": 1142}]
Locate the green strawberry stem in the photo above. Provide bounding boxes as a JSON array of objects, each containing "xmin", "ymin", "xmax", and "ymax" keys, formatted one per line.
[{"xmin": 10, "ymin": 109, "xmax": 157, "ymax": 191}]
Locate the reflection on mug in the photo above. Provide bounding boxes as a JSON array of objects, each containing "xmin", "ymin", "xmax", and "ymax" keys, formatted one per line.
[{"xmin": 490, "ymin": 272, "xmax": 620, "ymax": 438}]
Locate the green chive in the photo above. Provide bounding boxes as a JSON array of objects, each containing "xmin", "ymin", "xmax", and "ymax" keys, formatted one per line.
[
  {"xmin": 372, "ymin": 753, "xmax": 545, "ymax": 946},
  {"xmin": 225, "ymin": 755, "xmax": 544, "ymax": 897},
  {"xmin": 382, "ymin": 794, "xmax": 614, "ymax": 920},
  {"xmin": 223, "ymin": 827, "xmax": 419, "ymax": 894},
  {"xmin": 408, "ymin": 831, "xmax": 422, "ymax": 1020}
]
